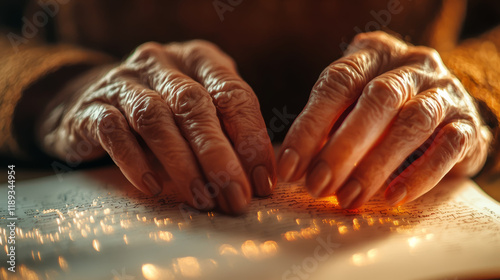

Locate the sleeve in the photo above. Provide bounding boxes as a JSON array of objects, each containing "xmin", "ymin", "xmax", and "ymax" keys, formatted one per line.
[
  {"xmin": 0, "ymin": 33, "xmax": 113, "ymax": 162},
  {"xmin": 441, "ymin": 26, "xmax": 500, "ymax": 174}
]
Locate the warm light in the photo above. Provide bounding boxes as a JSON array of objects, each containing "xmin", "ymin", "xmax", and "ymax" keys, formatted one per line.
[
  {"xmin": 176, "ymin": 257, "xmax": 201, "ymax": 278},
  {"xmin": 260, "ymin": 241, "xmax": 278, "ymax": 256},
  {"xmin": 241, "ymin": 240, "xmax": 260, "ymax": 259},
  {"xmin": 408, "ymin": 237, "xmax": 420, "ymax": 248},
  {"xmin": 58, "ymin": 256, "xmax": 69, "ymax": 271},
  {"xmin": 351, "ymin": 253, "xmax": 364, "ymax": 266},
  {"xmin": 367, "ymin": 249, "xmax": 378, "ymax": 260},
  {"xmin": 300, "ymin": 227, "xmax": 320, "ymax": 239},
  {"xmin": 92, "ymin": 239, "xmax": 100, "ymax": 252},
  {"xmin": 353, "ymin": 219, "xmax": 360, "ymax": 230},
  {"xmin": 158, "ymin": 231, "xmax": 173, "ymax": 242},
  {"xmin": 123, "ymin": 234, "xmax": 129, "ymax": 245},
  {"xmin": 338, "ymin": 225, "xmax": 348, "ymax": 235},
  {"xmin": 328, "ymin": 195, "xmax": 339, "ymax": 205},
  {"xmin": 283, "ymin": 231, "xmax": 301, "ymax": 241},
  {"xmin": 142, "ymin": 264, "xmax": 160, "ymax": 280},
  {"xmin": 219, "ymin": 244, "xmax": 239, "ymax": 256}
]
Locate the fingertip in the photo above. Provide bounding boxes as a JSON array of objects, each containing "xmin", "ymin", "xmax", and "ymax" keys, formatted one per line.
[
  {"xmin": 252, "ymin": 165, "xmax": 276, "ymax": 196},
  {"xmin": 142, "ymin": 172, "xmax": 163, "ymax": 196},
  {"xmin": 219, "ymin": 182, "xmax": 249, "ymax": 215},
  {"xmin": 277, "ymin": 148, "xmax": 300, "ymax": 182},
  {"xmin": 336, "ymin": 179, "xmax": 362, "ymax": 209},
  {"xmin": 385, "ymin": 184, "xmax": 407, "ymax": 206}
]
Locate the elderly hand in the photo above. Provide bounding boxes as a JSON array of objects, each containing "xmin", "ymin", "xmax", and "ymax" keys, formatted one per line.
[
  {"xmin": 37, "ymin": 40, "xmax": 276, "ymax": 214},
  {"xmin": 278, "ymin": 31, "xmax": 492, "ymax": 209}
]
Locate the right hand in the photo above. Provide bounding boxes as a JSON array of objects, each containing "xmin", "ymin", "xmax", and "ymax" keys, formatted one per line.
[{"xmin": 37, "ymin": 40, "xmax": 276, "ymax": 214}]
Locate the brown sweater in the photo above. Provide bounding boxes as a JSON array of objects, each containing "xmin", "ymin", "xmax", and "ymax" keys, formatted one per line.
[{"xmin": 1, "ymin": 0, "xmax": 499, "ymax": 175}]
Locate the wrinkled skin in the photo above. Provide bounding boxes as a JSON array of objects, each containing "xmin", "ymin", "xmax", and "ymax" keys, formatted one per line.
[
  {"xmin": 38, "ymin": 32, "xmax": 493, "ymax": 214},
  {"xmin": 37, "ymin": 40, "xmax": 276, "ymax": 214},
  {"xmin": 278, "ymin": 31, "xmax": 492, "ymax": 208}
]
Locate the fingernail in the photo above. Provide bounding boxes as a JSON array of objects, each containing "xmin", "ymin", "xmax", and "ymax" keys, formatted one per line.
[
  {"xmin": 337, "ymin": 179, "xmax": 362, "ymax": 209},
  {"xmin": 385, "ymin": 184, "xmax": 407, "ymax": 206},
  {"xmin": 306, "ymin": 161, "xmax": 332, "ymax": 198},
  {"xmin": 142, "ymin": 173, "xmax": 163, "ymax": 196},
  {"xmin": 223, "ymin": 182, "xmax": 248, "ymax": 214},
  {"xmin": 277, "ymin": 148, "xmax": 300, "ymax": 181},
  {"xmin": 252, "ymin": 165, "xmax": 274, "ymax": 196},
  {"xmin": 191, "ymin": 178, "xmax": 215, "ymax": 210}
]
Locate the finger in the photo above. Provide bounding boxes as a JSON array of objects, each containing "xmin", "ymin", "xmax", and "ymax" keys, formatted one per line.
[
  {"xmin": 384, "ymin": 121, "xmax": 475, "ymax": 206},
  {"xmin": 131, "ymin": 42, "xmax": 251, "ymax": 214},
  {"xmin": 169, "ymin": 41, "xmax": 276, "ymax": 197},
  {"xmin": 106, "ymin": 73, "xmax": 215, "ymax": 210},
  {"xmin": 307, "ymin": 63, "xmax": 437, "ymax": 198},
  {"xmin": 335, "ymin": 89, "xmax": 448, "ymax": 209},
  {"xmin": 277, "ymin": 32, "xmax": 408, "ymax": 182},
  {"xmin": 91, "ymin": 103, "xmax": 163, "ymax": 196}
]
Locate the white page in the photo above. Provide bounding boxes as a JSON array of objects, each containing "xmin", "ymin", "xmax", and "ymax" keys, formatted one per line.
[{"xmin": 1, "ymin": 165, "xmax": 500, "ymax": 280}]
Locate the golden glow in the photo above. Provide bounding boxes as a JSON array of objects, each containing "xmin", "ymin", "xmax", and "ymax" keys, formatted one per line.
[
  {"xmin": 260, "ymin": 241, "xmax": 278, "ymax": 256},
  {"xmin": 351, "ymin": 253, "xmax": 364, "ymax": 266},
  {"xmin": 338, "ymin": 225, "xmax": 348, "ymax": 235},
  {"xmin": 300, "ymin": 227, "xmax": 320, "ymax": 239},
  {"xmin": 176, "ymin": 257, "xmax": 201, "ymax": 278},
  {"xmin": 353, "ymin": 218, "xmax": 360, "ymax": 230},
  {"xmin": 92, "ymin": 239, "xmax": 100, "ymax": 252},
  {"xmin": 158, "ymin": 231, "xmax": 173, "ymax": 242},
  {"xmin": 367, "ymin": 249, "xmax": 378, "ymax": 260},
  {"xmin": 219, "ymin": 244, "xmax": 239, "ymax": 256},
  {"xmin": 257, "ymin": 210, "xmax": 264, "ymax": 222},
  {"xmin": 408, "ymin": 237, "xmax": 420, "ymax": 248},
  {"xmin": 123, "ymin": 234, "xmax": 129, "ymax": 245},
  {"xmin": 142, "ymin": 264, "xmax": 160, "ymax": 280},
  {"xmin": 241, "ymin": 240, "xmax": 260, "ymax": 259},
  {"xmin": 283, "ymin": 230, "xmax": 300, "ymax": 241},
  {"xmin": 328, "ymin": 195, "xmax": 339, "ymax": 206},
  {"xmin": 58, "ymin": 256, "xmax": 69, "ymax": 271}
]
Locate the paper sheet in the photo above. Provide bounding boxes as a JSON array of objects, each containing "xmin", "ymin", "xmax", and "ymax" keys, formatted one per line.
[{"xmin": 1, "ymin": 166, "xmax": 500, "ymax": 280}]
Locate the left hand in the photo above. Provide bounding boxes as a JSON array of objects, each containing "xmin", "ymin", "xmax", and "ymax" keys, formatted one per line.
[{"xmin": 278, "ymin": 31, "xmax": 492, "ymax": 208}]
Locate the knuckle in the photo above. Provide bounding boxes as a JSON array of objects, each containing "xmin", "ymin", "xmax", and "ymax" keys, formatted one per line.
[
  {"xmin": 351, "ymin": 31, "xmax": 405, "ymax": 53},
  {"xmin": 168, "ymin": 82, "xmax": 213, "ymax": 116},
  {"xmin": 132, "ymin": 42, "xmax": 164, "ymax": 60},
  {"xmin": 131, "ymin": 95, "xmax": 169, "ymax": 133},
  {"xmin": 316, "ymin": 58, "xmax": 366, "ymax": 102},
  {"xmin": 440, "ymin": 122, "xmax": 473, "ymax": 160},
  {"xmin": 213, "ymin": 83, "xmax": 258, "ymax": 112},
  {"xmin": 105, "ymin": 66, "xmax": 138, "ymax": 83},
  {"xmin": 408, "ymin": 46, "xmax": 446, "ymax": 73},
  {"xmin": 435, "ymin": 76, "xmax": 463, "ymax": 94},
  {"xmin": 443, "ymin": 123, "xmax": 470, "ymax": 148},
  {"xmin": 396, "ymin": 98, "xmax": 440, "ymax": 137},
  {"xmin": 361, "ymin": 78, "xmax": 404, "ymax": 113},
  {"xmin": 96, "ymin": 109, "xmax": 123, "ymax": 136}
]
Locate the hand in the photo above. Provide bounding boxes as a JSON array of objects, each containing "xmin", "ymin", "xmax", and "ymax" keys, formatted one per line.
[
  {"xmin": 37, "ymin": 40, "xmax": 276, "ymax": 214},
  {"xmin": 278, "ymin": 31, "xmax": 492, "ymax": 209}
]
